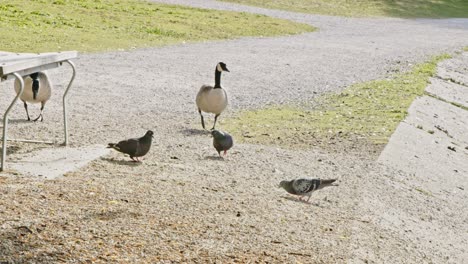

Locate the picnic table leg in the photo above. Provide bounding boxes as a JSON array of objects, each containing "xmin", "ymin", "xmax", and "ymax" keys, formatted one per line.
[
  {"xmin": 1, "ymin": 72, "xmax": 24, "ymax": 171},
  {"xmin": 62, "ymin": 60, "xmax": 76, "ymax": 146}
]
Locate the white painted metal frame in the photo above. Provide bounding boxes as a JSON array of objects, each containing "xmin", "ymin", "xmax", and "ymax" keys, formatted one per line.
[
  {"xmin": 62, "ymin": 60, "xmax": 76, "ymax": 146},
  {"xmin": 0, "ymin": 52, "xmax": 77, "ymax": 171},
  {"xmin": 2, "ymin": 72, "xmax": 24, "ymax": 172}
]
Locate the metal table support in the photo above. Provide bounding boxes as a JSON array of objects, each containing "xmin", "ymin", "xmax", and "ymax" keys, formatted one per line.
[
  {"xmin": 62, "ymin": 60, "xmax": 76, "ymax": 146},
  {"xmin": 0, "ymin": 51, "xmax": 78, "ymax": 171},
  {"xmin": 1, "ymin": 72, "xmax": 24, "ymax": 172}
]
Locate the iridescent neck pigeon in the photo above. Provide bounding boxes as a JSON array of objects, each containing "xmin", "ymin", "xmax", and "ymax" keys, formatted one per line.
[
  {"xmin": 107, "ymin": 130, "xmax": 154, "ymax": 162},
  {"xmin": 280, "ymin": 178, "xmax": 337, "ymax": 202},
  {"xmin": 211, "ymin": 129, "xmax": 233, "ymax": 156}
]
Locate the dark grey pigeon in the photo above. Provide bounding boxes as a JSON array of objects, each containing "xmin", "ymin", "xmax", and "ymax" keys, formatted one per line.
[
  {"xmin": 211, "ymin": 129, "xmax": 233, "ymax": 156},
  {"xmin": 280, "ymin": 178, "xmax": 337, "ymax": 202},
  {"xmin": 107, "ymin": 130, "xmax": 154, "ymax": 162}
]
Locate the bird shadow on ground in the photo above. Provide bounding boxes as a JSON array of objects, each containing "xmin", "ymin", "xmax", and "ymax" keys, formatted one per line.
[
  {"xmin": 281, "ymin": 196, "xmax": 322, "ymax": 206},
  {"xmin": 100, "ymin": 157, "xmax": 142, "ymax": 166},
  {"xmin": 204, "ymin": 155, "xmax": 225, "ymax": 161},
  {"xmin": 0, "ymin": 145, "xmax": 21, "ymax": 155},
  {"xmin": 179, "ymin": 128, "xmax": 211, "ymax": 136},
  {"xmin": 0, "ymin": 118, "xmax": 30, "ymax": 124}
]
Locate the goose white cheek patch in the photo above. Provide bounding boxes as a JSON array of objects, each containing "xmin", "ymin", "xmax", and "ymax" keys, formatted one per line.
[{"xmin": 217, "ymin": 63, "xmax": 223, "ymax": 72}]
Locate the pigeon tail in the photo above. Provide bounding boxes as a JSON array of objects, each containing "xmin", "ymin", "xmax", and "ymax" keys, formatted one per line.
[
  {"xmin": 321, "ymin": 179, "xmax": 337, "ymax": 185},
  {"xmin": 320, "ymin": 179, "xmax": 338, "ymax": 188}
]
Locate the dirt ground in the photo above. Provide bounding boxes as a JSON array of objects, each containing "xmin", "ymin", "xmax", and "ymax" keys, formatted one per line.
[{"xmin": 1, "ymin": 1, "xmax": 468, "ymax": 263}]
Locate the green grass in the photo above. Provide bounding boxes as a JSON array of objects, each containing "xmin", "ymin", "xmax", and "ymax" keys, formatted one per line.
[
  {"xmin": 0, "ymin": 0, "xmax": 314, "ymax": 53},
  {"xmin": 220, "ymin": 0, "xmax": 468, "ymax": 18},
  {"xmin": 223, "ymin": 54, "xmax": 451, "ymax": 150}
]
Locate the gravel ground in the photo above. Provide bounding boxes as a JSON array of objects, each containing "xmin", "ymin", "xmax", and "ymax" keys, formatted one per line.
[{"xmin": 1, "ymin": 0, "xmax": 468, "ymax": 262}]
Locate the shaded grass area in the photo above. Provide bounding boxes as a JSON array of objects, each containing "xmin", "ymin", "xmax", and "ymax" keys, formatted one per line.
[
  {"xmin": 0, "ymin": 0, "xmax": 314, "ymax": 53},
  {"xmin": 220, "ymin": 0, "xmax": 468, "ymax": 18},
  {"xmin": 223, "ymin": 55, "xmax": 451, "ymax": 151}
]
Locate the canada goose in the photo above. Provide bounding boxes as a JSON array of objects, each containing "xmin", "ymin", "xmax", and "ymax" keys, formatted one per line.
[
  {"xmin": 211, "ymin": 129, "xmax": 234, "ymax": 156},
  {"xmin": 279, "ymin": 178, "xmax": 338, "ymax": 203},
  {"xmin": 14, "ymin": 72, "xmax": 52, "ymax": 121},
  {"xmin": 195, "ymin": 62, "xmax": 229, "ymax": 130},
  {"xmin": 107, "ymin": 130, "xmax": 154, "ymax": 162}
]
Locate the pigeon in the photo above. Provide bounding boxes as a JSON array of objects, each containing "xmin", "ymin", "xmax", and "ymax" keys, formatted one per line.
[
  {"xmin": 107, "ymin": 130, "xmax": 154, "ymax": 162},
  {"xmin": 196, "ymin": 62, "xmax": 230, "ymax": 130},
  {"xmin": 14, "ymin": 72, "xmax": 52, "ymax": 121},
  {"xmin": 211, "ymin": 129, "xmax": 233, "ymax": 156},
  {"xmin": 279, "ymin": 178, "xmax": 337, "ymax": 202}
]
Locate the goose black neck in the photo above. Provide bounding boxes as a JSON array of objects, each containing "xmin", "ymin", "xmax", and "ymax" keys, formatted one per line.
[
  {"xmin": 30, "ymin": 73, "xmax": 40, "ymax": 100},
  {"xmin": 214, "ymin": 69, "xmax": 222, "ymax": 89}
]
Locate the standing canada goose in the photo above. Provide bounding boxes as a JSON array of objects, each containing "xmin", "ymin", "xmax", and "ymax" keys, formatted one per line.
[
  {"xmin": 196, "ymin": 62, "xmax": 229, "ymax": 130},
  {"xmin": 14, "ymin": 72, "xmax": 52, "ymax": 121}
]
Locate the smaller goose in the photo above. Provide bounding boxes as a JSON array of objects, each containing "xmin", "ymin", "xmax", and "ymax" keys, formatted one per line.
[
  {"xmin": 280, "ymin": 178, "xmax": 337, "ymax": 203},
  {"xmin": 107, "ymin": 130, "xmax": 154, "ymax": 162},
  {"xmin": 14, "ymin": 72, "xmax": 52, "ymax": 121},
  {"xmin": 196, "ymin": 62, "xmax": 229, "ymax": 130},
  {"xmin": 211, "ymin": 129, "xmax": 233, "ymax": 156}
]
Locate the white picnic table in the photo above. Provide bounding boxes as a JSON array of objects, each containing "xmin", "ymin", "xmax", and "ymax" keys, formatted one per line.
[{"xmin": 0, "ymin": 51, "xmax": 77, "ymax": 171}]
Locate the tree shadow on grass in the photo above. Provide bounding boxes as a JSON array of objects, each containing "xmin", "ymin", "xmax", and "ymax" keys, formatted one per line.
[{"xmin": 379, "ymin": 0, "xmax": 468, "ymax": 18}]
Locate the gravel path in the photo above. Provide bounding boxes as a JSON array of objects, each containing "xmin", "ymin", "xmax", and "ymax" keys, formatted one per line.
[{"xmin": 1, "ymin": 1, "xmax": 467, "ymax": 262}]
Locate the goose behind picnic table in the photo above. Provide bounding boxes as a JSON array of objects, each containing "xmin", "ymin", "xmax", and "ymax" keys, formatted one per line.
[
  {"xmin": 14, "ymin": 72, "xmax": 52, "ymax": 121},
  {"xmin": 196, "ymin": 62, "xmax": 229, "ymax": 130}
]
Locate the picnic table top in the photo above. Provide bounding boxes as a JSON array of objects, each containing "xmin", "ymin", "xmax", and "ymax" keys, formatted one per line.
[{"xmin": 0, "ymin": 51, "xmax": 78, "ymax": 81}]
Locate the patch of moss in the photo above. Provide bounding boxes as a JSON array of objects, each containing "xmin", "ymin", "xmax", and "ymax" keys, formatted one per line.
[
  {"xmin": 415, "ymin": 187, "xmax": 433, "ymax": 196},
  {"xmin": 223, "ymin": 54, "xmax": 451, "ymax": 150},
  {"xmin": 0, "ymin": 0, "xmax": 314, "ymax": 53}
]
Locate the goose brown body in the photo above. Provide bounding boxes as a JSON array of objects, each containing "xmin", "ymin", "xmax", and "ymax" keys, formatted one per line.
[
  {"xmin": 196, "ymin": 85, "xmax": 228, "ymax": 115},
  {"xmin": 14, "ymin": 72, "xmax": 52, "ymax": 121}
]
